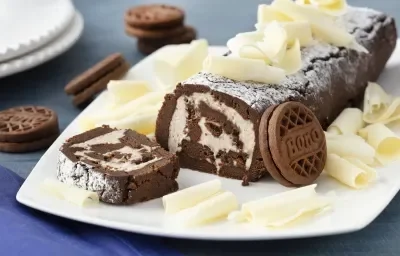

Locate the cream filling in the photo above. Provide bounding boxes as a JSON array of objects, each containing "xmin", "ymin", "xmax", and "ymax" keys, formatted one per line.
[
  {"xmin": 71, "ymin": 130, "xmax": 160, "ymax": 172},
  {"xmin": 168, "ymin": 92, "xmax": 255, "ymax": 170}
]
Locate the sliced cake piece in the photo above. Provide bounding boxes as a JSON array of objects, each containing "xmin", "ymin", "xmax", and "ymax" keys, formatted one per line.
[
  {"xmin": 57, "ymin": 125, "xmax": 179, "ymax": 205},
  {"xmin": 155, "ymin": 7, "xmax": 397, "ymax": 183}
]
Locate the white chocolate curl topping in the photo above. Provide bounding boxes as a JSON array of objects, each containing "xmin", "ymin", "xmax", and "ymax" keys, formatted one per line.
[
  {"xmin": 202, "ymin": 55, "xmax": 285, "ymax": 84},
  {"xmin": 363, "ymin": 82, "xmax": 400, "ymax": 124},
  {"xmin": 327, "ymin": 108, "xmax": 365, "ymax": 135}
]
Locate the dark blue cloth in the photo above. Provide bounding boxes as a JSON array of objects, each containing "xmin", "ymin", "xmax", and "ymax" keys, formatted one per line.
[{"xmin": 0, "ymin": 165, "xmax": 180, "ymax": 256}]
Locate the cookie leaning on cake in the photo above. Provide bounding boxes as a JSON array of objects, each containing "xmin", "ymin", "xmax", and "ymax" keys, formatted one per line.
[{"xmin": 43, "ymin": 0, "xmax": 399, "ymax": 228}]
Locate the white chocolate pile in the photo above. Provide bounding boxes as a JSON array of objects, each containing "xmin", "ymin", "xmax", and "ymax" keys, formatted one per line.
[
  {"xmin": 78, "ymin": 39, "xmax": 209, "ymax": 134},
  {"xmin": 40, "ymin": 178, "xmax": 99, "ymax": 206},
  {"xmin": 204, "ymin": 0, "xmax": 366, "ymax": 84},
  {"xmin": 325, "ymin": 82, "xmax": 400, "ymax": 189},
  {"xmin": 162, "ymin": 180, "xmax": 238, "ymax": 227}
]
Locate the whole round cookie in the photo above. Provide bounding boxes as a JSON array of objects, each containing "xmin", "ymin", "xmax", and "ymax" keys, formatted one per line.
[
  {"xmin": 125, "ymin": 24, "xmax": 186, "ymax": 39},
  {"xmin": 137, "ymin": 26, "xmax": 197, "ymax": 55},
  {"xmin": 0, "ymin": 106, "xmax": 59, "ymax": 143},
  {"xmin": 267, "ymin": 102, "xmax": 326, "ymax": 186},
  {"xmin": 259, "ymin": 105, "xmax": 295, "ymax": 187},
  {"xmin": 125, "ymin": 4, "xmax": 184, "ymax": 29}
]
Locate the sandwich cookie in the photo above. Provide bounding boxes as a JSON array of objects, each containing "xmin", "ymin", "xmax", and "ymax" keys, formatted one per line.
[
  {"xmin": 259, "ymin": 101, "xmax": 327, "ymax": 187},
  {"xmin": 64, "ymin": 53, "xmax": 130, "ymax": 107}
]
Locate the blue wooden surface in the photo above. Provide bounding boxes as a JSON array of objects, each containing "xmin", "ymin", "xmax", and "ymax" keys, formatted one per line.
[{"xmin": 0, "ymin": 0, "xmax": 400, "ymax": 255}]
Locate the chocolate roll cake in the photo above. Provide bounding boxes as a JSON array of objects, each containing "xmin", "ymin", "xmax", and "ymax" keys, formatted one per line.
[
  {"xmin": 156, "ymin": 7, "xmax": 397, "ymax": 182},
  {"xmin": 57, "ymin": 126, "xmax": 179, "ymax": 204}
]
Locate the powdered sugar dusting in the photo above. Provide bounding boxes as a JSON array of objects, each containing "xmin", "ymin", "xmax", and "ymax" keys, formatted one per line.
[{"xmin": 57, "ymin": 153, "xmax": 124, "ymax": 204}]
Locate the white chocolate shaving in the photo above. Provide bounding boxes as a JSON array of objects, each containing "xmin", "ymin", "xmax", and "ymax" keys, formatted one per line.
[
  {"xmin": 107, "ymin": 80, "xmax": 151, "ymax": 106},
  {"xmin": 326, "ymin": 134, "xmax": 375, "ymax": 165},
  {"xmin": 359, "ymin": 124, "xmax": 400, "ymax": 165},
  {"xmin": 256, "ymin": 20, "xmax": 314, "ymax": 47},
  {"xmin": 87, "ymin": 91, "xmax": 165, "ymax": 124},
  {"xmin": 202, "ymin": 55, "xmax": 285, "ymax": 84},
  {"xmin": 162, "ymin": 180, "xmax": 222, "ymax": 214},
  {"xmin": 297, "ymin": 0, "xmax": 348, "ymax": 16},
  {"xmin": 154, "ymin": 39, "xmax": 208, "ymax": 88},
  {"xmin": 173, "ymin": 191, "xmax": 238, "ymax": 227},
  {"xmin": 102, "ymin": 104, "xmax": 161, "ymax": 135},
  {"xmin": 258, "ymin": 21, "xmax": 288, "ymax": 63},
  {"xmin": 257, "ymin": 4, "xmax": 292, "ymax": 23},
  {"xmin": 327, "ymin": 108, "xmax": 365, "ymax": 135},
  {"xmin": 363, "ymin": 82, "xmax": 400, "ymax": 124},
  {"xmin": 228, "ymin": 185, "xmax": 331, "ymax": 227},
  {"xmin": 325, "ymin": 154, "xmax": 376, "ymax": 189},
  {"xmin": 41, "ymin": 179, "xmax": 99, "ymax": 206},
  {"xmin": 275, "ymin": 39, "xmax": 301, "ymax": 75}
]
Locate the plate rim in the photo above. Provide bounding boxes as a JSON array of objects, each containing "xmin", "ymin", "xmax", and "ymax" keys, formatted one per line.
[{"xmin": 0, "ymin": 11, "xmax": 84, "ymax": 78}]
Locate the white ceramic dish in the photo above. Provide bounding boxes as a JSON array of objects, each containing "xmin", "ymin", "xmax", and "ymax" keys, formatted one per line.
[
  {"xmin": 0, "ymin": 12, "xmax": 84, "ymax": 78},
  {"xmin": 0, "ymin": 0, "xmax": 75, "ymax": 62},
  {"xmin": 16, "ymin": 43, "xmax": 400, "ymax": 241}
]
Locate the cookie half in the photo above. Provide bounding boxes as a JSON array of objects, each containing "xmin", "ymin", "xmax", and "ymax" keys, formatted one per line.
[{"xmin": 125, "ymin": 4, "xmax": 184, "ymax": 29}]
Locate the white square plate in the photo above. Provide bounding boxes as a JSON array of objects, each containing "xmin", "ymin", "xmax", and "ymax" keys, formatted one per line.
[{"xmin": 17, "ymin": 44, "xmax": 400, "ymax": 241}]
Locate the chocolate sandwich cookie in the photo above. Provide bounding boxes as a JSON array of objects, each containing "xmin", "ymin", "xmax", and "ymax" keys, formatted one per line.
[
  {"xmin": 259, "ymin": 102, "xmax": 327, "ymax": 186},
  {"xmin": 125, "ymin": 24, "xmax": 186, "ymax": 39},
  {"xmin": 125, "ymin": 4, "xmax": 184, "ymax": 29},
  {"xmin": 0, "ymin": 106, "xmax": 60, "ymax": 153},
  {"xmin": 65, "ymin": 53, "xmax": 130, "ymax": 106},
  {"xmin": 57, "ymin": 125, "xmax": 179, "ymax": 205},
  {"xmin": 137, "ymin": 26, "xmax": 197, "ymax": 55}
]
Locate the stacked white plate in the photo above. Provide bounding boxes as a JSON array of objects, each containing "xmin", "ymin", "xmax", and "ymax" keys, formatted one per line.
[{"xmin": 0, "ymin": 0, "xmax": 84, "ymax": 78}]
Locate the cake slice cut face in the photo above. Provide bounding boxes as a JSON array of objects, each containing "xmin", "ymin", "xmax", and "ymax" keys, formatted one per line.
[
  {"xmin": 57, "ymin": 125, "xmax": 179, "ymax": 204},
  {"xmin": 155, "ymin": 7, "xmax": 397, "ymax": 182}
]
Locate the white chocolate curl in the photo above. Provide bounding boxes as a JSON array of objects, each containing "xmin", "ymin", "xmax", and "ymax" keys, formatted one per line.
[
  {"xmin": 258, "ymin": 21, "xmax": 288, "ymax": 63},
  {"xmin": 202, "ymin": 55, "xmax": 285, "ymax": 84},
  {"xmin": 326, "ymin": 134, "xmax": 376, "ymax": 165},
  {"xmin": 162, "ymin": 180, "xmax": 222, "ymax": 214},
  {"xmin": 256, "ymin": 20, "xmax": 314, "ymax": 47},
  {"xmin": 363, "ymin": 82, "xmax": 400, "ymax": 124},
  {"xmin": 103, "ymin": 104, "xmax": 162, "ymax": 135},
  {"xmin": 41, "ymin": 179, "xmax": 99, "ymax": 206},
  {"xmin": 359, "ymin": 123, "xmax": 400, "ymax": 165},
  {"xmin": 257, "ymin": 4, "xmax": 292, "ymax": 23},
  {"xmin": 325, "ymin": 154, "xmax": 376, "ymax": 189},
  {"xmin": 154, "ymin": 39, "xmax": 208, "ymax": 89},
  {"xmin": 228, "ymin": 185, "xmax": 332, "ymax": 227},
  {"xmin": 327, "ymin": 108, "xmax": 365, "ymax": 135},
  {"xmin": 296, "ymin": 0, "xmax": 348, "ymax": 16},
  {"xmin": 107, "ymin": 80, "xmax": 151, "ymax": 107},
  {"xmin": 275, "ymin": 39, "xmax": 302, "ymax": 75},
  {"xmin": 173, "ymin": 191, "xmax": 238, "ymax": 227}
]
